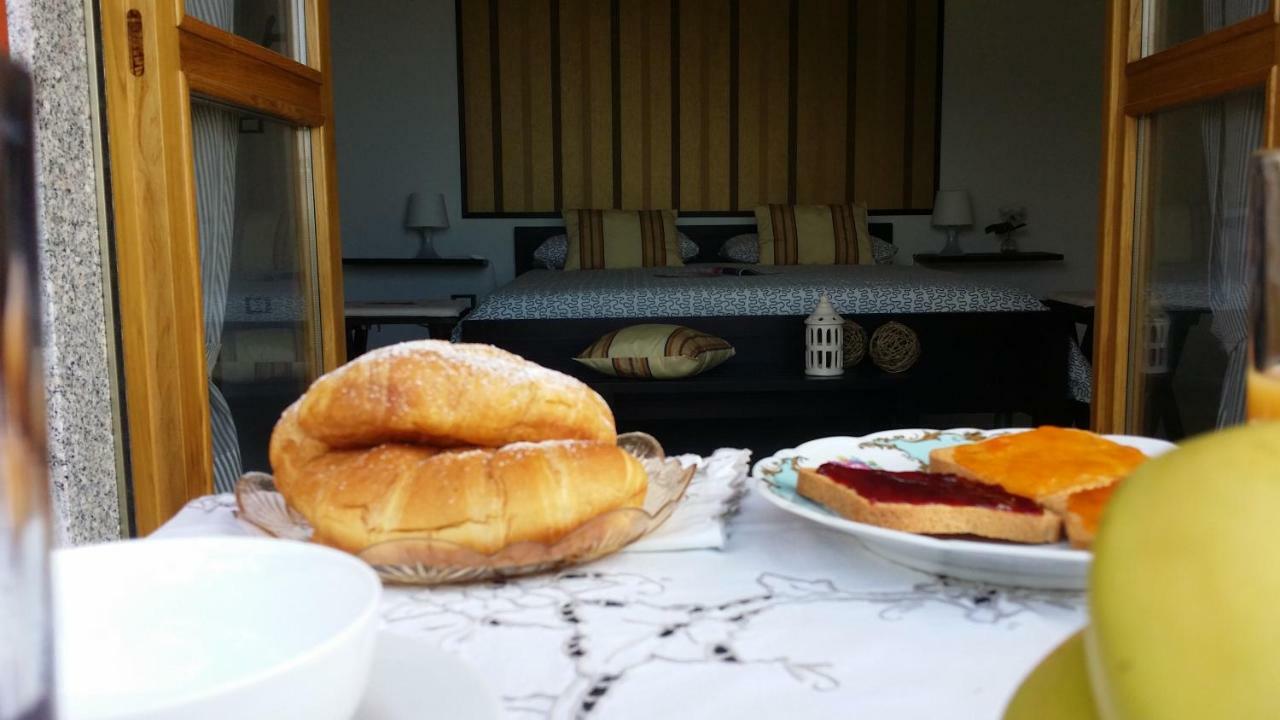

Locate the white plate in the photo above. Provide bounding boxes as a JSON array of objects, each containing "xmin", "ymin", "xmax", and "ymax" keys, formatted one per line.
[
  {"xmin": 356, "ymin": 632, "xmax": 500, "ymax": 720},
  {"xmin": 751, "ymin": 428, "xmax": 1176, "ymax": 589}
]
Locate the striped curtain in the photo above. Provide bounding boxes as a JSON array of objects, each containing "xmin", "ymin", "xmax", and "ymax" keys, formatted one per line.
[
  {"xmin": 1201, "ymin": 0, "xmax": 1267, "ymax": 428},
  {"xmin": 457, "ymin": 0, "xmax": 940, "ymax": 214},
  {"xmin": 189, "ymin": 0, "xmax": 241, "ymax": 491}
]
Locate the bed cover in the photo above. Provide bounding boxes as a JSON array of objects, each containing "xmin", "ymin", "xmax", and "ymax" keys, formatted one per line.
[{"xmin": 459, "ymin": 264, "xmax": 1046, "ymax": 325}]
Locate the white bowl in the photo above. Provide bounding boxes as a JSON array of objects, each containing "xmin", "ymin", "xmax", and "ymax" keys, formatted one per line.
[{"xmin": 54, "ymin": 537, "xmax": 382, "ymax": 720}]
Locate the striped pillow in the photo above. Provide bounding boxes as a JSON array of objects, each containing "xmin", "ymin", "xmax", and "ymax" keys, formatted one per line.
[
  {"xmin": 575, "ymin": 324, "xmax": 735, "ymax": 379},
  {"xmin": 563, "ymin": 209, "xmax": 682, "ymax": 270},
  {"xmin": 753, "ymin": 203, "xmax": 874, "ymax": 265}
]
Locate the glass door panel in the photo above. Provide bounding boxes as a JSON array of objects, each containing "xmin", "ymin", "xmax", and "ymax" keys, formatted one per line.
[
  {"xmin": 100, "ymin": 0, "xmax": 340, "ymax": 530},
  {"xmin": 191, "ymin": 100, "xmax": 321, "ymax": 491},
  {"xmin": 1248, "ymin": 152, "xmax": 1280, "ymax": 420},
  {"xmin": 1128, "ymin": 87, "xmax": 1265, "ymax": 439},
  {"xmin": 186, "ymin": 0, "xmax": 307, "ymax": 62},
  {"xmin": 1140, "ymin": 0, "xmax": 1268, "ymax": 56}
]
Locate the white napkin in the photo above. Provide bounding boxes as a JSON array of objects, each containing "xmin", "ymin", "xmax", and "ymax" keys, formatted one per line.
[{"xmin": 622, "ymin": 447, "xmax": 752, "ymax": 553}]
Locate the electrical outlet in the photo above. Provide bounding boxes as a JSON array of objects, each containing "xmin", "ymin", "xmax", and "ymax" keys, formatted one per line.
[{"xmin": 998, "ymin": 205, "xmax": 1026, "ymax": 225}]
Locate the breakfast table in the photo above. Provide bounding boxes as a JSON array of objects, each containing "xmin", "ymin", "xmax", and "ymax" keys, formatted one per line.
[{"xmin": 153, "ymin": 450, "xmax": 1085, "ymax": 720}]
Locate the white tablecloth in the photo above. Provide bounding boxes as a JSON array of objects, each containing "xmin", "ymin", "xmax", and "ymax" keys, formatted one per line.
[{"xmin": 155, "ymin": 489, "xmax": 1084, "ymax": 719}]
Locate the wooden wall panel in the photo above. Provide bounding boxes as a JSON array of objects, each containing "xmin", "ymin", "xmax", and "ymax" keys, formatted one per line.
[
  {"xmin": 457, "ymin": 0, "xmax": 941, "ymax": 215},
  {"xmin": 853, "ymin": 0, "xmax": 909, "ymax": 210},
  {"xmin": 906, "ymin": 0, "xmax": 939, "ymax": 208},
  {"xmin": 497, "ymin": 0, "xmax": 555, "ymax": 211},
  {"xmin": 558, "ymin": 0, "xmax": 615, "ymax": 209},
  {"xmin": 736, "ymin": 0, "xmax": 792, "ymax": 209},
  {"xmin": 459, "ymin": 0, "xmax": 495, "ymax": 212},
  {"xmin": 677, "ymin": 0, "xmax": 732, "ymax": 210},
  {"xmin": 794, "ymin": 0, "xmax": 851, "ymax": 205},
  {"xmin": 618, "ymin": 0, "xmax": 673, "ymax": 209}
]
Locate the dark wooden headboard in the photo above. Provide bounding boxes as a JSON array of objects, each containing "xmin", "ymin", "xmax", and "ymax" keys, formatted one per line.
[{"xmin": 513, "ymin": 222, "xmax": 894, "ymax": 276}]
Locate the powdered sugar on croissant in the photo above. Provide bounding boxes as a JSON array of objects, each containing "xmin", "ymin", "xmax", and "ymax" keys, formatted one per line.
[{"xmin": 296, "ymin": 340, "xmax": 616, "ymax": 449}]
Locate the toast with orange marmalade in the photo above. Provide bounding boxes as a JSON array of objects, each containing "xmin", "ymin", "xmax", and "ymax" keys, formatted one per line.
[
  {"xmin": 1062, "ymin": 482, "xmax": 1121, "ymax": 548},
  {"xmin": 927, "ymin": 426, "xmax": 1147, "ymax": 547},
  {"xmin": 928, "ymin": 427, "xmax": 1145, "ymax": 513}
]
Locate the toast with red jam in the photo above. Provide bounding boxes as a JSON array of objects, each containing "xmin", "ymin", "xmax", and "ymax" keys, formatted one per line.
[{"xmin": 796, "ymin": 463, "xmax": 1061, "ymax": 544}]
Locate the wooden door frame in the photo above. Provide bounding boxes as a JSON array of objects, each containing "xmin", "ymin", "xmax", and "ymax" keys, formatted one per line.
[
  {"xmin": 1093, "ymin": 1, "xmax": 1279, "ymax": 432},
  {"xmin": 100, "ymin": 0, "xmax": 344, "ymax": 534}
]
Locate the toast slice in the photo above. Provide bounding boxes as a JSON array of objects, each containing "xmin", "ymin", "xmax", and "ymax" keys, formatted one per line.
[
  {"xmin": 1062, "ymin": 482, "xmax": 1119, "ymax": 549},
  {"xmin": 928, "ymin": 427, "xmax": 1146, "ymax": 514},
  {"xmin": 796, "ymin": 464, "xmax": 1061, "ymax": 544}
]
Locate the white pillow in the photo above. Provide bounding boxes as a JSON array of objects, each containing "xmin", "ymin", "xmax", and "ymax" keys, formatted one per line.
[
  {"xmin": 719, "ymin": 233, "xmax": 759, "ymax": 263},
  {"xmin": 871, "ymin": 237, "xmax": 898, "ymax": 265},
  {"xmin": 535, "ymin": 232, "xmax": 698, "ymax": 269},
  {"xmin": 677, "ymin": 233, "xmax": 700, "ymax": 262},
  {"xmin": 533, "ymin": 234, "xmax": 569, "ymax": 269}
]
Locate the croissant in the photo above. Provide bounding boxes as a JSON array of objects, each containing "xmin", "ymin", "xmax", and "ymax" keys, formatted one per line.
[
  {"xmin": 271, "ymin": 404, "xmax": 646, "ymax": 553},
  {"xmin": 268, "ymin": 341, "xmax": 647, "ymax": 555},
  {"xmin": 296, "ymin": 340, "xmax": 616, "ymax": 449}
]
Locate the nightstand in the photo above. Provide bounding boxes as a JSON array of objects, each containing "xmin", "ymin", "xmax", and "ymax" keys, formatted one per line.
[
  {"xmin": 344, "ymin": 297, "xmax": 473, "ymax": 358},
  {"xmin": 1042, "ymin": 291, "xmax": 1096, "ymax": 361},
  {"xmin": 342, "ymin": 256, "xmax": 490, "ymax": 268},
  {"xmin": 1043, "ymin": 290, "xmax": 1209, "ymax": 438},
  {"xmin": 914, "ymin": 251, "xmax": 1064, "ymax": 265}
]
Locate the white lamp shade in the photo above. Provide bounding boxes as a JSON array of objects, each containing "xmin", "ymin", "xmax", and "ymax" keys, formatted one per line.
[
  {"xmin": 932, "ymin": 190, "xmax": 972, "ymax": 227},
  {"xmin": 406, "ymin": 192, "xmax": 449, "ymax": 229}
]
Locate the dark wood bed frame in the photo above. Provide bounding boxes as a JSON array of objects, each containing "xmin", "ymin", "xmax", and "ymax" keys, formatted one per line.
[{"xmin": 461, "ymin": 224, "xmax": 1072, "ymax": 455}]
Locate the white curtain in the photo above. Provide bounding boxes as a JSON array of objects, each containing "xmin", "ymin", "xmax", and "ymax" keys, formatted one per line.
[
  {"xmin": 189, "ymin": 0, "xmax": 241, "ymax": 491},
  {"xmin": 1201, "ymin": 0, "xmax": 1267, "ymax": 427}
]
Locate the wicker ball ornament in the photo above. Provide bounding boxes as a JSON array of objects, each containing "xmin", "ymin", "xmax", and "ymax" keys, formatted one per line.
[
  {"xmin": 869, "ymin": 321, "xmax": 920, "ymax": 373},
  {"xmin": 842, "ymin": 320, "xmax": 866, "ymax": 366}
]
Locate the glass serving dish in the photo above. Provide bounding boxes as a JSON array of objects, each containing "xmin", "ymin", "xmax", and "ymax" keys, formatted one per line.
[{"xmin": 235, "ymin": 433, "xmax": 695, "ymax": 585}]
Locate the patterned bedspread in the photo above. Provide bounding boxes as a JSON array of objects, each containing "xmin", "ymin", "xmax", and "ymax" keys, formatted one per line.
[{"xmin": 463, "ymin": 265, "xmax": 1046, "ymax": 323}]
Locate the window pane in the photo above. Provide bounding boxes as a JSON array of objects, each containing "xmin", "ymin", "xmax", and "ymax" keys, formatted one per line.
[
  {"xmin": 191, "ymin": 101, "xmax": 321, "ymax": 491},
  {"xmin": 1128, "ymin": 87, "xmax": 1265, "ymax": 439},
  {"xmin": 1141, "ymin": 0, "xmax": 1267, "ymax": 56},
  {"xmin": 186, "ymin": 0, "xmax": 307, "ymax": 63}
]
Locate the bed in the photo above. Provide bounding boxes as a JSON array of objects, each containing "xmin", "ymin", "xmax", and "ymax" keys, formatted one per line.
[{"xmin": 458, "ymin": 225, "xmax": 1073, "ymax": 454}]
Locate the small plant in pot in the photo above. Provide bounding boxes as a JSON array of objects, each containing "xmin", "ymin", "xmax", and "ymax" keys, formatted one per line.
[{"xmin": 985, "ymin": 206, "xmax": 1027, "ymax": 254}]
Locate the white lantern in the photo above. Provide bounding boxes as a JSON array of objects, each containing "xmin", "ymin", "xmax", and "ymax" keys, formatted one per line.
[{"xmin": 805, "ymin": 293, "xmax": 844, "ymax": 377}]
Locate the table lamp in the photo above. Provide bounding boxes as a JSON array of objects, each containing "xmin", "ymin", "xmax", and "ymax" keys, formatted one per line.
[
  {"xmin": 932, "ymin": 189, "xmax": 972, "ymax": 256},
  {"xmin": 405, "ymin": 192, "xmax": 449, "ymax": 258}
]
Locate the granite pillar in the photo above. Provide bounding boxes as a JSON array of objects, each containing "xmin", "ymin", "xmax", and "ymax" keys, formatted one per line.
[{"xmin": 8, "ymin": 0, "xmax": 123, "ymax": 544}]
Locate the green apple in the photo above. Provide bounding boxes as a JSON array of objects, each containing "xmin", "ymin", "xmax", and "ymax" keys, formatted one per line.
[
  {"xmin": 1087, "ymin": 422, "xmax": 1280, "ymax": 719},
  {"xmin": 1004, "ymin": 630, "xmax": 1099, "ymax": 720}
]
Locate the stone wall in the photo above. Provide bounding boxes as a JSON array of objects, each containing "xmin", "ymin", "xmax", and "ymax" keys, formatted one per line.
[{"xmin": 7, "ymin": 0, "xmax": 123, "ymax": 544}]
